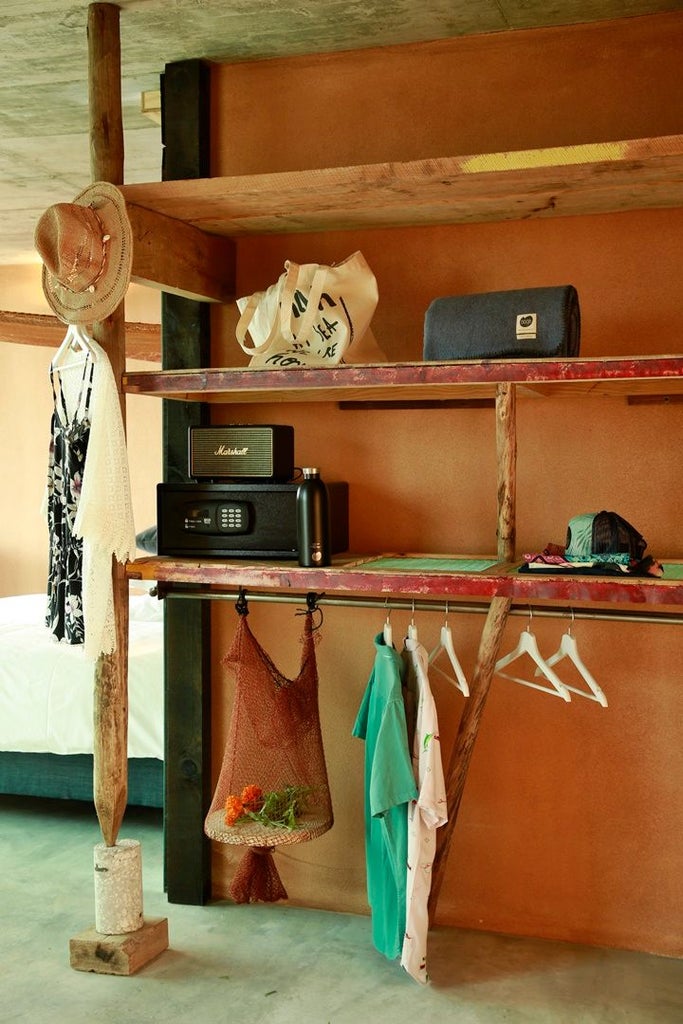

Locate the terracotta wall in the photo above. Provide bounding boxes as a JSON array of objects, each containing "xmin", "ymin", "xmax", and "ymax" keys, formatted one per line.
[{"xmin": 206, "ymin": 13, "xmax": 683, "ymax": 957}]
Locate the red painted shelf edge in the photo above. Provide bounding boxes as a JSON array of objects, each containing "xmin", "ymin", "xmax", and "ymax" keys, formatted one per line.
[
  {"xmin": 127, "ymin": 556, "xmax": 683, "ymax": 608},
  {"xmin": 122, "ymin": 354, "xmax": 683, "ymax": 397}
]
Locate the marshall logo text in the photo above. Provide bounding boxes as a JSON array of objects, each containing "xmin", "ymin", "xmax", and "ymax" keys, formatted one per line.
[{"xmin": 214, "ymin": 445, "xmax": 249, "ymax": 457}]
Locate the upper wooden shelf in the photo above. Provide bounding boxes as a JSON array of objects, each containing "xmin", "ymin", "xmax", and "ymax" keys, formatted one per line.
[
  {"xmin": 119, "ymin": 134, "xmax": 683, "ymax": 237},
  {"xmin": 123, "ymin": 354, "xmax": 683, "ymax": 404}
]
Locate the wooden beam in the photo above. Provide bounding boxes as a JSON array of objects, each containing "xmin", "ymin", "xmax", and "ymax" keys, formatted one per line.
[
  {"xmin": 127, "ymin": 202, "xmax": 236, "ymax": 303},
  {"xmin": 141, "ymin": 89, "xmax": 162, "ymax": 125},
  {"xmin": 0, "ymin": 310, "xmax": 160, "ymax": 362}
]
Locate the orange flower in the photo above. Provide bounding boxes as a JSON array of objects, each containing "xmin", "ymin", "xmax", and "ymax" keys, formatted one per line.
[
  {"xmin": 225, "ymin": 794, "xmax": 245, "ymax": 826},
  {"xmin": 241, "ymin": 784, "xmax": 264, "ymax": 811}
]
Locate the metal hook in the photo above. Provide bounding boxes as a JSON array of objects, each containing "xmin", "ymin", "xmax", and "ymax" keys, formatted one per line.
[
  {"xmin": 297, "ymin": 591, "xmax": 324, "ymax": 630},
  {"xmin": 235, "ymin": 587, "xmax": 249, "ymax": 616}
]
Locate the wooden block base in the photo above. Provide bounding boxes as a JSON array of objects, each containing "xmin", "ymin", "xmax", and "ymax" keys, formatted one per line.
[{"xmin": 69, "ymin": 917, "xmax": 169, "ymax": 975}]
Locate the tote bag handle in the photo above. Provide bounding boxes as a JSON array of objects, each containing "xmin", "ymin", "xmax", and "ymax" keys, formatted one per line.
[{"xmin": 278, "ymin": 261, "xmax": 328, "ymax": 345}]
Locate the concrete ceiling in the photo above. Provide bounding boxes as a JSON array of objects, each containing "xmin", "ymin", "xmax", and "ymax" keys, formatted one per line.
[{"xmin": 1, "ymin": 0, "xmax": 681, "ymax": 266}]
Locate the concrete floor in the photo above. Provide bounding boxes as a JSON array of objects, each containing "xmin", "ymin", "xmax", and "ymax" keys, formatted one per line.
[{"xmin": 1, "ymin": 795, "xmax": 681, "ymax": 1024}]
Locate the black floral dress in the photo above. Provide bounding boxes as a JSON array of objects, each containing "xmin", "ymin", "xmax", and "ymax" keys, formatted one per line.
[{"xmin": 45, "ymin": 357, "xmax": 94, "ymax": 644}]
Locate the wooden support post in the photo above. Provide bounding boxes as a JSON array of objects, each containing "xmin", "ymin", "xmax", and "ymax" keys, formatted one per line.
[
  {"xmin": 87, "ymin": 0, "xmax": 128, "ymax": 849},
  {"xmin": 429, "ymin": 383, "xmax": 516, "ymax": 917},
  {"xmin": 496, "ymin": 382, "xmax": 517, "ymax": 563},
  {"xmin": 88, "ymin": 2, "xmax": 123, "ymax": 186},
  {"xmin": 428, "ymin": 596, "xmax": 512, "ymax": 914},
  {"xmin": 71, "ymin": 2, "xmax": 169, "ymax": 974}
]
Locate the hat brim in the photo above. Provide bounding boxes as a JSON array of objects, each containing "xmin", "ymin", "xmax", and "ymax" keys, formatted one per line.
[{"xmin": 41, "ymin": 181, "xmax": 133, "ymax": 326}]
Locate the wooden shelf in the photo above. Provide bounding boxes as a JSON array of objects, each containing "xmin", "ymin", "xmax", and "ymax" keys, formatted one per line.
[
  {"xmin": 123, "ymin": 354, "xmax": 683, "ymax": 404},
  {"xmin": 127, "ymin": 555, "xmax": 683, "ymax": 609},
  {"xmin": 120, "ymin": 134, "xmax": 683, "ymax": 237}
]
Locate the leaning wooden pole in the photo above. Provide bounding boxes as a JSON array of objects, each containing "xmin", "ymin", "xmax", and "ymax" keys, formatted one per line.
[
  {"xmin": 429, "ymin": 382, "xmax": 516, "ymax": 917},
  {"xmin": 88, "ymin": 0, "xmax": 128, "ymax": 847}
]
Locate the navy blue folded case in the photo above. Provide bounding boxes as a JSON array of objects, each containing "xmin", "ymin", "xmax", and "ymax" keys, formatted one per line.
[{"xmin": 423, "ymin": 285, "xmax": 580, "ymax": 360}]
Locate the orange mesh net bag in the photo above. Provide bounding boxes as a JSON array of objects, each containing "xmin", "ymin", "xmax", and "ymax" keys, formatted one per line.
[{"xmin": 204, "ymin": 598, "xmax": 333, "ymax": 903}]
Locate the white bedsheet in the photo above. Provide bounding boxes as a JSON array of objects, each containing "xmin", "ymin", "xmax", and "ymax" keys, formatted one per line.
[{"xmin": 0, "ymin": 592, "xmax": 164, "ymax": 759}]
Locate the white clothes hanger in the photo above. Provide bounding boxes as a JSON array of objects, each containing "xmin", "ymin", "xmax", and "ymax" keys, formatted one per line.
[
  {"xmin": 51, "ymin": 323, "xmax": 98, "ymax": 370},
  {"xmin": 494, "ymin": 613, "xmax": 572, "ymax": 701},
  {"xmin": 383, "ymin": 601, "xmax": 393, "ymax": 647},
  {"xmin": 428, "ymin": 604, "xmax": 469, "ymax": 696},
  {"xmin": 537, "ymin": 619, "xmax": 608, "ymax": 707},
  {"xmin": 406, "ymin": 599, "xmax": 418, "ymax": 642}
]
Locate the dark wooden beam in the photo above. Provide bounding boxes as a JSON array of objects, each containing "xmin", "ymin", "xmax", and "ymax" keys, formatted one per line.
[{"xmin": 161, "ymin": 58, "xmax": 218, "ymax": 907}]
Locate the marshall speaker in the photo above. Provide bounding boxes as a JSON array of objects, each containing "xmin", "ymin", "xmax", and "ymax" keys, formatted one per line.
[
  {"xmin": 188, "ymin": 424, "xmax": 294, "ymax": 481},
  {"xmin": 157, "ymin": 481, "xmax": 349, "ymax": 559}
]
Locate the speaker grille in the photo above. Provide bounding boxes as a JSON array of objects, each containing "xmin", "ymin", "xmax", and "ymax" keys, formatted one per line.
[{"xmin": 188, "ymin": 425, "xmax": 294, "ymax": 480}]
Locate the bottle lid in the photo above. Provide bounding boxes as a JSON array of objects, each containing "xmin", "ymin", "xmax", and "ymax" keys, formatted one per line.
[{"xmin": 302, "ymin": 467, "xmax": 320, "ymax": 478}]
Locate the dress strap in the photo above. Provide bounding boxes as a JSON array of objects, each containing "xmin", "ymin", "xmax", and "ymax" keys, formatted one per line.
[{"xmin": 50, "ymin": 352, "xmax": 94, "ymax": 425}]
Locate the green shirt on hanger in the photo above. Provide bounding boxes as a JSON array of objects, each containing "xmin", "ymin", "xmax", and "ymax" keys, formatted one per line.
[{"xmin": 353, "ymin": 632, "xmax": 418, "ymax": 960}]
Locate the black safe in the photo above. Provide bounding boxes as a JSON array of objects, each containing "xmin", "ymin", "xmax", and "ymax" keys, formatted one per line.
[{"xmin": 157, "ymin": 481, "xmax": 349, "ymax": 559}]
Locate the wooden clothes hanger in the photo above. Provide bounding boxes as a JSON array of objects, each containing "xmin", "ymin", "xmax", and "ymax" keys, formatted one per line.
[
  {"xmin": 427, "ymin": 605, "xmax": 469, "ymax": 696},
  {"xmin": 537, "ymin": 620, "xmax": 608, "ymax": 707},
  {"xmin": 494, "ymin": 613, "xmax": 572, "ymax": 701}
]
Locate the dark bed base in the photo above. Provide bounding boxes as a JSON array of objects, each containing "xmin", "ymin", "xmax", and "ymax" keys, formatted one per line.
[{"xmin": 0, "ymin": 752, "xmax": 163, "ymax": 808}]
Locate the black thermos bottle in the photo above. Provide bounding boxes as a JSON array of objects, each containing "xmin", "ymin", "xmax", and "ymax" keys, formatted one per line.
[{"xmin": 296, "ymin": 467, "xmax": 331, "ymax": 567}]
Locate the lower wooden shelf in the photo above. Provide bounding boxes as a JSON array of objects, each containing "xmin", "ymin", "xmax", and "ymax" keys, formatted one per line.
[{"xmin": 127, "ymin": 553, "xmax": 683, "ymax": 610}]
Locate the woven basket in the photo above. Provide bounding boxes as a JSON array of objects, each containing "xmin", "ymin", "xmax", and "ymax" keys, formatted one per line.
[{"xmin": 204, "ymin": 809, "xmax": 332, "ymax": 847}]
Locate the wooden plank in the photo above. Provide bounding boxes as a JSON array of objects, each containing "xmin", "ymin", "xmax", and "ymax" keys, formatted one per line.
[
  {"xmin": 0, "ymin": 310, "xmax": 160, "ymax": 362},
  {"xmin": 127, "ymin": 202, "xmax": 236, "ymax": 303},
  {"xmin": 126, "ymin": 556, "xmax": 683, "ymax": 608},
  {"xmin": 161, "ymin": 58, "xmax": 215, "ymax": 907},
  {"xmin": 122, "ymin": 354, "xmax": 683, "ymax": 404},
  {"xmin": 119, "ymin": 134, "xmax": 683, "ymax": 237}
]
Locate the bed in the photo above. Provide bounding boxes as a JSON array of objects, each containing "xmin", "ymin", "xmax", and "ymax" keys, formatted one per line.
[{"xmin": 0, "ymin": 587, "xmax": 164, "ymax": 807}]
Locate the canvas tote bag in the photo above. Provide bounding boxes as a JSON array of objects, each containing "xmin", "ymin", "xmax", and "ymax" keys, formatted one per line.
[{"xmin": 236, "ymin": 251, "xmax": 378, "ymax": 368}]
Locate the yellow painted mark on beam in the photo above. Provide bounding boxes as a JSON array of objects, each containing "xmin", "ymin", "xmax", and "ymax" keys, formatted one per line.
[{"xmin": 461, "ymin": 141, "xmax": 629, "ymax": 174}]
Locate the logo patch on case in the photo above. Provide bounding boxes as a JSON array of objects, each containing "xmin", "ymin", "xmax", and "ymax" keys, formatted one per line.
[{"xmin": 516, "ymin": 312, "xmax": 537, "ymax": 341}]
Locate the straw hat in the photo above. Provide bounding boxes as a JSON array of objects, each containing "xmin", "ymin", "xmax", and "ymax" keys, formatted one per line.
[{"xmin": 34, "ymin": 181, "xmax": 132, "ymax": 325}]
